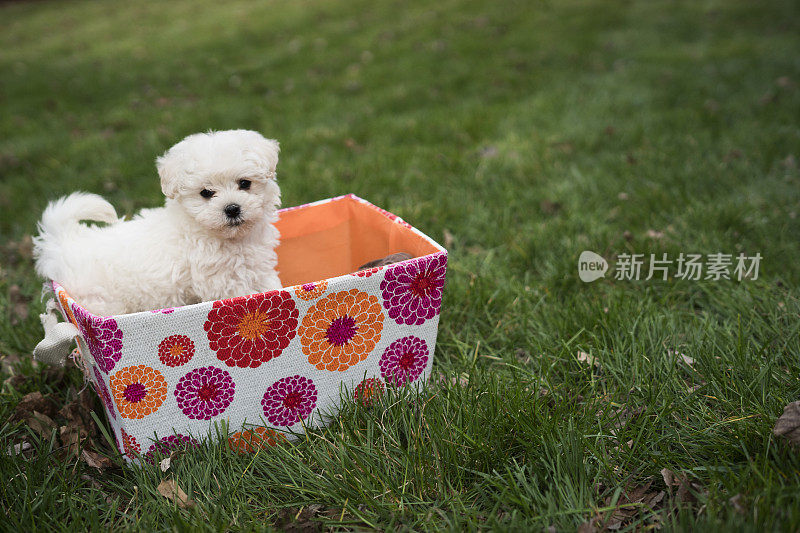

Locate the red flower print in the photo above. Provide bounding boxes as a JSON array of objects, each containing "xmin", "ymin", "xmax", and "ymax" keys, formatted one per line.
[
  {"xmin": 261, "ymin": 375, "xmax": 318, "ymax": 427},
  {"xmin": 351, "ymin": 266, "xmax": 382, "ymax": 278},
  {"xmin": 354, "ymin": 377, "xmax": 385, "ymax": 407},
  {"xmin": 121, "ymin": 429, "xmax": 140, "ymax": 457},
  {"xmin": 204, "ymin": 291, "xmax": 299, "ymax": 368},
  {"xmin": 158, "ymin": 335, "xmax": 195, "ymax": 367}
]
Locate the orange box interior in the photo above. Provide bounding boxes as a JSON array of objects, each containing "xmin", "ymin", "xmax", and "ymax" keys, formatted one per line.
[{"xmin": 274, "ymin": 196, "xmax": 439, "ymax": 287}]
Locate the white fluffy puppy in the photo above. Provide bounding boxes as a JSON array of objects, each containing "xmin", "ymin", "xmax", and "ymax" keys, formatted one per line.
[{"xmin": 34, "ymin": 130, "xmax": 283, "ymax": 316}]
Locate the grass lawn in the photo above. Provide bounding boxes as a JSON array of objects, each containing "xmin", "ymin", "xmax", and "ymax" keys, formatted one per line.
[{"xmin": 1, "ymin": 0, "xmax": 799, "ymax": 530}]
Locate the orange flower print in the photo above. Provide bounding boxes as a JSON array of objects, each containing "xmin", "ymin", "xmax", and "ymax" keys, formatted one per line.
[
  {"xmin": 110, "ymin": 365, "xmax": 168, "ymax": 419},
  {"xmin": 294, "ymin": 280, "xmax": 328, "ymax": 301},
  {"xmin": 57, "ymin": 289, "xmax": 77, "ymax": 326},
  {"xmin": 298, "ymin": 289, "xmax": 384, "ymax": 372},
  {"xmin": 228, "ymin": 427, "xmax": 287, "ymax": 454}
]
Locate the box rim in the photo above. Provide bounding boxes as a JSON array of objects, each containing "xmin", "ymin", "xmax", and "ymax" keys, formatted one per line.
[{"xmin": 51, "ymin": 194, "xmax": 448, "ymax": 320}]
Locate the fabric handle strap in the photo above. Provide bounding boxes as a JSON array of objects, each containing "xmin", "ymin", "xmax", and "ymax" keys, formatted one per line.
[{"xmin": 33, "ymin": 298, "xmax": 80, "ymax": 365}]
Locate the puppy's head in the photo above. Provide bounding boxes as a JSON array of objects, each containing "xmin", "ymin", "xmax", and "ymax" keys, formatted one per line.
[{"xmin": 157, "ymin": 130, "xmax": 280, "ymax": 238}]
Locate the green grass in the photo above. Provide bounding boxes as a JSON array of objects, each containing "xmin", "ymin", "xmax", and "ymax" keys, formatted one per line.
[{"xmin": 1, "ymin": 0, "xmax": 799, "ymax": 530}]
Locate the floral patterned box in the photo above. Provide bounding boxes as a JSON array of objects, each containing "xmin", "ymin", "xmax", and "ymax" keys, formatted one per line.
[{"xmin": 52, "ymin": 194, "xmax": 447, "ymax": 462}]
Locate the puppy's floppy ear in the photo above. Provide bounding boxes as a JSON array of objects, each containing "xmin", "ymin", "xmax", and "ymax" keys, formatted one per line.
[
  {"xmin": 242, "ymin": 132, "xmax": 280, "ymax": 178},
  {"xmin": 156, "ymin": 144, "xmax": 187, "ymax": 199}
]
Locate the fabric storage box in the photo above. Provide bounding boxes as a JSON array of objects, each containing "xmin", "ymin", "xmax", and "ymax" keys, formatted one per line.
[{"xmin": 51, "ymin": 194, "xmax": 447, "ymax": 462}]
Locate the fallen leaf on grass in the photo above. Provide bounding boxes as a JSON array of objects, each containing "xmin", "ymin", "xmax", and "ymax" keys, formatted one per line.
[
  {"xmin": 275, "ymin": 504, "xmax": 324, "ymax": 532},
  {"xmin": 442, "ymin": 229, "xmax": 454, "ymax": 249},
  {"xmin": 1, "ymin": 352, "xmax": 22, "ymax": 374},
  {"xmin": 27, "ymin": 411, "xmax": 57, "ymax": 438},
  {"xmin": 577, "ymin": 351, "xmax": 600, "ymax": 368},
  {"xmin": 59, "ymin": 387, "xmax": 100, "ymax": 440},
  {"xmin": 728, "ymin": 493, "xmax": 746, "ymax": 515},
  {"xmin": 539, "ymin": 200, "xmax": 562, "ymax": 215},
  {"xmin": 60, "ymin": 425, "xmax": 87, "ymax": 459},
  {"xmin": 6, "ymin": 441, "xmax": 32, "ymax": 456},
  {"xmin": 773, "ymin": 401, "xmax": 800, "ymax": 445},
  {"xmin": 589, "ymin": 480, "xmax": 665, "ymax": 531},
  {"xmin": 12, "ymin": 391, "xmax": 59, "ymax": 421},
  {"xmin": 608, "ymin": 406, "xmax": 646, "ymax": 436},
  {"xmin": 3, "ymin": 374, "xmax": 27, "ymax": 391},
  {"xmin": 668, "ymin": 350, "xmax": 695, "ymax": 367},
  {"xmin": 160, "ymin": 456, "xmax": 171, "ymax": 473},
  {"xmin": 8, "ymin": 284, "xmax": 30, "ymax": 325},
  {"xmin": 81, "ymin": 449, "xmax": 113, "ymax": 470},
  {"xmin": 157, "ymin": 479, "xmax": 194, "ymax": 509},
  {"xmin": 80, "ymin": 474, "xmax": 102, "ymax": 490},
  {"xmin": 660, "ymin": 468, "xmax": 703, "ymax": 504}
]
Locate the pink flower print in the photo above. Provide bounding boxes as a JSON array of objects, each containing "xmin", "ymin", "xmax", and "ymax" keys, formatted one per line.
[
  {"xmin": 93, "ymin": 367, "xmax": 116, "ymax": 420},
  {"xmin": 174, "ymin": 366, "xmax": 236, "ymax": 420},
  {"xmin": 72, "ymin": 305, "xmax": 123, "ymax": 372},
  {"xmin": 261, "ymin": 375, "xmax": 318, "ymax": 427},
  {"xmin": 379, "ymin": 336, "xmax": 430, "ymax": 387},
  {"xmin": 380, "ymin": 253, "xmax": 446, "ymax": 326},
  {"xmin": 144, "ymin": 434, "xmax": 198, "ymax": 463}
]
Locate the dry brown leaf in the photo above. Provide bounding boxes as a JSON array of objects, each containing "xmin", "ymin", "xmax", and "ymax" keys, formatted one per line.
[
  {"xmin": 60, "ymin": 424, "xmax": 87, "ymax": 459},
  {"xmin": 443, "ymin": 229, "xmax": 454, "ymax": 249},
  {"xmin": 608, "ymin": 406, "xmax": 645, "ymax": 436},
  {"xmin": 9, "ymin": 284, "xmax": 30, "ymax": 325},
  {"xmin": 728, "ymin": 493, "xmax": 746, "ymax": 515},
  {"xmin": 157, "ymin": 479, "xmax": 194, "ymax": 509},
  {"xmin": 80, "ymin": 474, "xmax": 102, "ymax": 490},
  {"xmin": 13, "ymin": 391, "xmax": 59, "ymax": 421},
  {"xmin": 7, "ymin": 442, "xmax": 32, "ymax": 456},
  {"xmin": 587, "ymin": 480, "xmax": 666, "ymax": 531},
  {"xmin": 27, "ymin": 411, "xmax": 57, "ymax": 438},
  {"xmin": 660, "ymin": 467, "xmax": 702, "ymax": 504},
  {"xmin": 668, "ymin": 350, "xmax": 695, "ymax": 367},
  {"xmin": 81, "ymin": 449, "xmax": 113, "ymax": 470},
  {"xmin": 275, "ymin": 504, "xmax": 324, "ymax": 532},
  {"xmin": 774, "ymin": 401, "xmax": 800, "ymax": 445},
  {"xmin": 1, "ymin": 352, "xmax": 22, "ymax": 374},
  {"xmin": 59, "ymin": 388, "xmax": 100, "ymax": 440},
  {"xmin": 577, "ymin": 351, "xmax": 600, "ymax": 368},
  {"xmin": 540, "ymin": 200, "xmax": 562, "ymax": 215}
]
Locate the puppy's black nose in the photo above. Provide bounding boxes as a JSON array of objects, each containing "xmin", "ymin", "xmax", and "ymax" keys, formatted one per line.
[{"xmin": 224, "ymin": 203, "xmax": 241, "ymax": 218}]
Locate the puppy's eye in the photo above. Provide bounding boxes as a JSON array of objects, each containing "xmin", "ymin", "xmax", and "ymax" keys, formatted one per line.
[
  {"xmin": 200, "ymin": 189, "xmax": 215, "ymax": 199},
  {"xmin": 238, "ymin": 179, "xmax": 251, "ymax": 190}
]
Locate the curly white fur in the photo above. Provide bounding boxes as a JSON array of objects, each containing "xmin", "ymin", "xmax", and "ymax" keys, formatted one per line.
[{"xmin": 33, "ymin": 129, "xmax": 283, "ymax": 316}]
